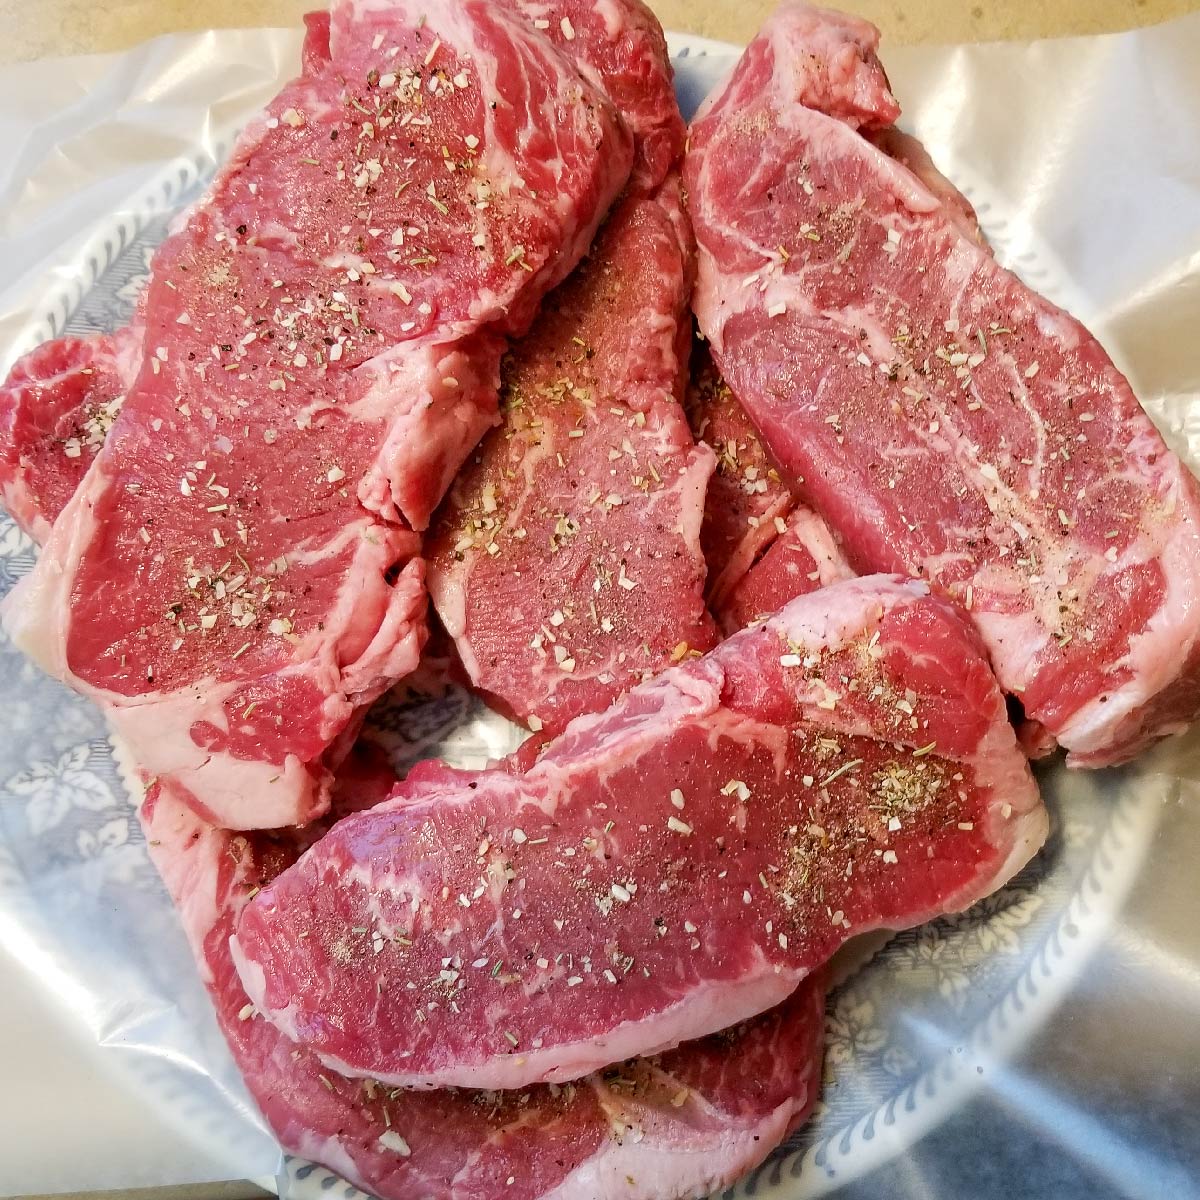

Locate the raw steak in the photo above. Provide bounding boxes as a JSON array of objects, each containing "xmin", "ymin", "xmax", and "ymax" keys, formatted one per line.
[
  {"xmin": 143, "ymin": 781, "xmax": 825, "ymax": 1200},
  {"xmin": 686, "ymin": 2, "xmax": 1200, "ymax": 767},
  {"xmin": 0, "ymin": 327, "xmax": 140, "ymax": 541},
  {"xmin": 869, "ymin": 126, "xmax": 985, "ymax": 247},
  {"xmin": 685, "ymin": 126, "xmax": 975, "ymax": 632},
  {"xmin": 427, "ymin": 180, "xmax": 716, "ymax": 734},
  {"xmin": 2, "ymin": 0, "xmax": 631, "ymax": 830},
  {"xmin": 719, "ymin": 506, "xmax": 854, "ymax": 634},
  {"xmin": 686, "ymin": 350, "xmax": 795, "ymax": 614},
  {"xmin": 232, "ymin": 575, "xmax": 1046, "ymax": 1089},
  {"xmin": 508, "ymin": 0, "xmax": 685, "ymax": 197},
  {"xmin": 686, "ymin": 346, "xmax": 852, "ymax": 633},
  {"xmin": 427, "ymin": 0, "xmax": 714, "ymax": 735}
]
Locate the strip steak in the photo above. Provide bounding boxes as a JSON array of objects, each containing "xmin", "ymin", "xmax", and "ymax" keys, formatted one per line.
[
  {"xmin": 142, "ymin": 777, "xmax": 825, "ymax": 1200},
  {"xmin": 427, "ymin": 0, "xmax": 715, "ymax": 735},
  {"xmin": 686, "ymin": 2, "xmax": 1200, "ymax": 766},
  {"xmin": 232, "ymin": 575, "xmax": 1046, "ymax": 1089},
  {"xmin": 2, "ymin": 0, "xmax": 631, "ymax": 829}
]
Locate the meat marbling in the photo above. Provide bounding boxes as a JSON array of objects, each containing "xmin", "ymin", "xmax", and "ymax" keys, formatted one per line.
[
  {"xmin": 143, "ymin": 770, "xmax": 825, "ymax": 1200},
  {"xmin": 510, "ymin": 0, "xmax": 684, "ymax": 198},
  {"xmin": 232, "ymin": 575, "xmax": 1046, "ymax": 1090},
  {"xmin": 1, "ymin": 0, "xmax": 632, "ymax": 830},
  {"xmin": 686, "ymin": 346, "xmax": 851, "ymax": 633},
  {"xmin": 0, "ymin": 326, "xmax": 141, "ymax": 542},
  {"xmin": 686, "ymin": 1, "xmax": 1200, "ymax": 767},
  {"xmin": 427, "ymin": 180, "xmax": 716, "ymax": 734},
  {"xmin": 427, "ymin": 0, "xmax": 715, "ymax": 736}
]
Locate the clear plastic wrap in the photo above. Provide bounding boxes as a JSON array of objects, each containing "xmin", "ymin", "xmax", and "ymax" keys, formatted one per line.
[{"xmin": 1, "ymin": 14, "xmax": 1199, "ymax": 1199}]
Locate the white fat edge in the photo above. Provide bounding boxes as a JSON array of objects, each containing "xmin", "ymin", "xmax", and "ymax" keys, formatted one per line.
[
  {"xmin": 528, "ymin": 663, "xmax": 725, "ymax": 781},
  {"xmin": 0, "ymin": 453, "xmax": 112, "ymax": 681},
  {"xmin": 339, "ymin": 555, "xmax": 425, "ymax": 703},
  {"xmin": 763, "ymin": 574, "xmax": 925, "ymax": 662},
  {"xmin": 465, "ymin": 282, "xmax": 507, "ymax": 326},
  {"xmin": 970, "ymin": 601, "xmax": 1049, "ymax": 699},
  {"xmin": 785, "ymin": 507, "xmax": 855, "ymax": 585},
  {"xmin": 351, "ymin": 341, "xmax": 500, "ymax": 529},
  {"xmin": 425, "ymin": 560, "xmax": 469, "ymax": 640},
  {"xmin": 959, "ymin": 710, "xmax": 1049, "ymax": 899},
  {"xmin": 1054, "ymin": 468, "xmax": 1200, "ymax": 754},
  {"xmin": 253, "ymin": 514, "xmax": 412, "ymax": 704},
  {"xmin": 670, "ymin": 440, "xmax": 717, "ymax": 554},
  {"xmin": 227, "ymin": 933, "xmax": 303, "ymax": 1038},
  {"xmin": 138, "ymin": 785, "xmax": 238, "ymax": 987},
  {"xmin": 867, "ymin": 139, "xmax": 951, "ymax": 218},
  {"xmin": 107, "ymin": 695, "xmax": 315, "ymax": 830},
  {"xmin": 541, "ymin": 1090, "xmax": 798, "ymax": 1200},
  {"xmin": 1037, "ymin": 408, "xmax": 1200, "ymax": 747},
  {"xmin": 341, "ymin": 341, "xmax": 438, "ymax": 425},
  {"xmin": 289, "ymin": 518, "xmax": 423, "ymax": 704},
  {"xmin": 111, "ymin": 318, "xmax": 148, "ymax": 386},
  {"xmin": 690, "ymin": 243, "xmax": 731, "ymax": 356}
]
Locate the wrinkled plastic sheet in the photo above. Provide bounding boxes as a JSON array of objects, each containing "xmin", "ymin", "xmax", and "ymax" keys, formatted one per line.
[{"xmin": 1, "ymin": 12, "xmax": 1199, "ymax": 1200}]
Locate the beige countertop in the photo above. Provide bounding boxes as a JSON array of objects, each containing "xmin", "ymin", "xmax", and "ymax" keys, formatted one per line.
[
  {"xmin": 4, "ymin": 1, "xmax": 1195, "ymax": 1199},
  {"xmin": 0, "ymin": 0, "xmax": 1194, "ymax": 61}
]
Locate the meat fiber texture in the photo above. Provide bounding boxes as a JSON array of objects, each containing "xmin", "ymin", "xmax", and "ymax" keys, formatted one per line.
[
  {"xmin": 685, "ymin": 1, "xmax": 1200, "ymax": 768},
  {"xmin": 0, "ymin": 0, "xmax": 632, "ymax": 831},
  {"xmin": 427, "ymin": 180, "xmax": 716, "ymax": 735},
  {"xmin": 232, "ymin": 575, "xmax": 1046, "ymax": 1091},
  {"xmin": 685, "ymin": 125, "xmax": 980, "ymax": 635},
  {"xmin": 143, "ymin": 775, "xmax": 825, "ymax": 1200},
  {"xmin": 427, "ymin": 0, "xmax": 715, "ymax": 736},
  {"xmin": 686, "ymin": 348, "xmax": 851, "ymax": 633}
]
